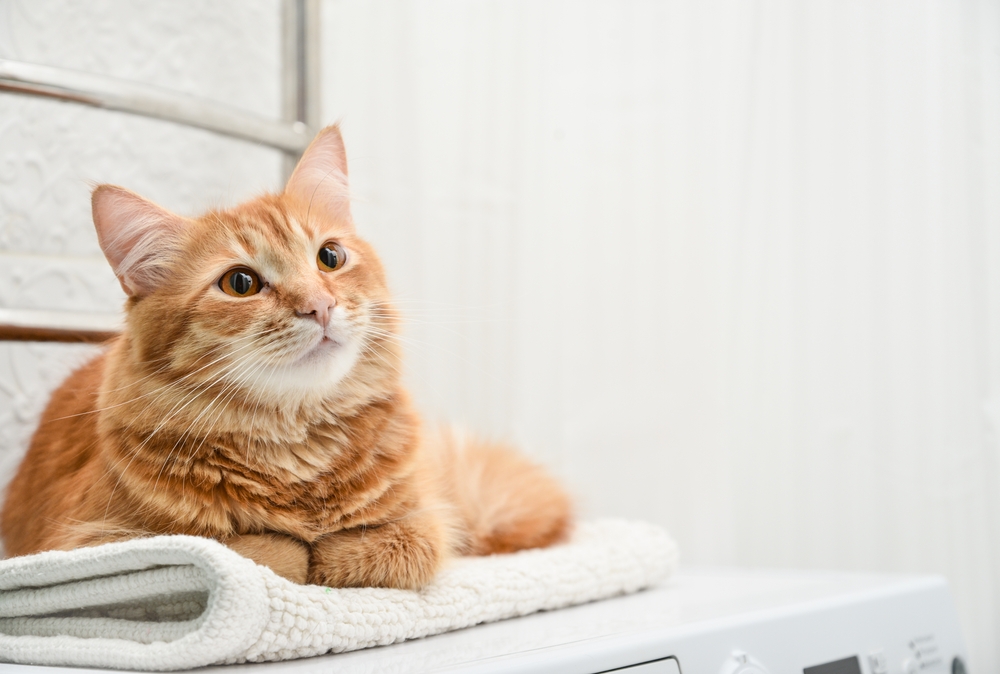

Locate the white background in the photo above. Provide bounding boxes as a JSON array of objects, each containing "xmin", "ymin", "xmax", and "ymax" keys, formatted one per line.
[{"xmin": 1, "ymin": 0, "xmax": 999, "ymax": 669}]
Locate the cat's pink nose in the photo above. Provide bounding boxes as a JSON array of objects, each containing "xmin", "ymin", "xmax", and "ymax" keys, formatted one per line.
[{"xmin": 295, "ymin": 296, "xmax": 335, "ymax": 327}]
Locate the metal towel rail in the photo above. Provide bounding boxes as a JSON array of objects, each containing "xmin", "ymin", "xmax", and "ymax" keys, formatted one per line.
[{"xmin": 0, "ymin": 0, "xmax": 320, "ymax": 343}]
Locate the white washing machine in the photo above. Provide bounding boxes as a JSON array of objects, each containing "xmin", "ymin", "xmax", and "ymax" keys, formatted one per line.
[{"xmin": 0, "ymin": 568, "xmax": 968, "ymax": 674}]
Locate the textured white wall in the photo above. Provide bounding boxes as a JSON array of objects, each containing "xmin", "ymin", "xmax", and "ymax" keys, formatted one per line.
[
  {"xmin": 322, "ymin": 0, "xmax": 1000, "ymax": 669},
  {"xmin": 0, "ymin": 0, "xmax": 285, "ymax": 510}
]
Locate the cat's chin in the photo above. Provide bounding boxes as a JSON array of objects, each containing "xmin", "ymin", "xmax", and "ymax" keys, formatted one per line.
[
  {"xmin": 250, "ymin": 336, "xmax": 363, "ymax": 405},
  {"xmin": 299, "ymin": 335, "xmax": 344, "ymax": 363}
]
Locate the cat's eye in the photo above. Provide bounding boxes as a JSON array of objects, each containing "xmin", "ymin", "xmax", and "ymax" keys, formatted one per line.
[
  {"xmin": 219, "ymin": 267, "xmax": 262, "ymax": 297},
  {"xmin": 317, "ymin": 242, "xmax": 347, "ymax": 272}
]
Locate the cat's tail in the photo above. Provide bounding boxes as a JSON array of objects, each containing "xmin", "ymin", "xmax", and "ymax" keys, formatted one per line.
[{"xmin": 428, "ymin": 428, "xmax": 573, "ymax": 556}]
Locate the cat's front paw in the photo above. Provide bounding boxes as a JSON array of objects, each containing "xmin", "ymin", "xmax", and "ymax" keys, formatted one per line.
[
  {"xmin": 309, "ymin": 520, "xmax": 444, "ymax": 589},
  {"xmin": 224, "ymin": 533, "xmax": 310, "ymax": 584}
]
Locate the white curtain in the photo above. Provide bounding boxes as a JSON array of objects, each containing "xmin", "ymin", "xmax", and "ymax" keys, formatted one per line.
[{"xmin": 323, "ymin": 0, "xmax": 1000, "ymax": 667}]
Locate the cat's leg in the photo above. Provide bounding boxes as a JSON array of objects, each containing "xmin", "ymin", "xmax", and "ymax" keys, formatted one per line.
[
  {"xmin": 45, "ymin": 520, "xmax": 154, "ymax": 552},
  {"xmin": 223, "ymin": 533, "xmax": 310, "ymax": 584},
  {"xmin": 56, "ymin": 525, "xmax": 310, "ymax": 584},
  {"xmin": 308, "ymin": 514, "xmax": 448, "ymax": 589}
]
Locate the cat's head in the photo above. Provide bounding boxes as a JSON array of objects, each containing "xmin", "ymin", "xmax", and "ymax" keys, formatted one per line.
[{"xmin": 92, "ymin": 126, "xmax": 398, "ymax": 409}]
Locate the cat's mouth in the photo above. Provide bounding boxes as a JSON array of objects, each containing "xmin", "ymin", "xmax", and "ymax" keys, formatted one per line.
[{"xmin": 296, "ymin": 331, "xmax": 345, "ymax": 363}]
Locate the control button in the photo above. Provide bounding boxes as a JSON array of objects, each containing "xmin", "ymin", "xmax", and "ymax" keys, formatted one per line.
[
  {"xmin": 868, "ymin": 651, "xmax": 888, "ymax": 674},
  {"xmin": 952, "ymin": 656, "xmax": 967, "ymax": 674},
  {"xmin": 720, "ymin": 651, "xmax": 772, "ymax": 674}
]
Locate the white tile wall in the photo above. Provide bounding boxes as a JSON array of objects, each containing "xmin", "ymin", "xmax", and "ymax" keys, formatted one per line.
[{"xmin": 0, "ymin": 0, "xmax": 285, "ymax": 541}]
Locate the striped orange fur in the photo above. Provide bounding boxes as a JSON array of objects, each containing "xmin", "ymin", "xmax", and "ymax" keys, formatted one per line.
[{"xmin": 0, "ymin": 126, "xmax": 572, "ymax": 588}]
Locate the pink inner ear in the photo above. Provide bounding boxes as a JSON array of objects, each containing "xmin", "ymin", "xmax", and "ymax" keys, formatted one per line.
[
  {"xmin": 92, "ymin": 185, "xmax": 186, "ymax": 298},
  {"xmin": 284, "ymin": 125, "xmax": 353, "ymax": 225}
]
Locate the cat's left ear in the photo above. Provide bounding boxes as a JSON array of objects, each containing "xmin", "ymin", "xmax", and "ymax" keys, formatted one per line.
[{"xmin": 284, "ymin": 124, "xmax": 353, "ymax": 227}]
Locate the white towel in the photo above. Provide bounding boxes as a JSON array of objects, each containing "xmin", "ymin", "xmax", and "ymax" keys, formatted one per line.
[{"xmin": 0, "ymin": 519, "xmax": 677, "ymax": 671}]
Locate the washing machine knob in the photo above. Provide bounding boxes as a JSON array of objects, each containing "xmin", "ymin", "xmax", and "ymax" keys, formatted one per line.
[{"xmin": 720, "ymin": 651, "xmax": 772, "ymax": 674}]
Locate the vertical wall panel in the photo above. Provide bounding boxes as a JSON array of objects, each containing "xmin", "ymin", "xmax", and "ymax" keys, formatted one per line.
[{"xmin": 323, "ymin": 1, "xmax": 1000, "ymax": 667}]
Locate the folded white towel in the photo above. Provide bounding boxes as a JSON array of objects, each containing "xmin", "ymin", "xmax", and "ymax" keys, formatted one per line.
[{"xmin": 0, "ymin": 519, "xmax": 677, "ymax": 671}]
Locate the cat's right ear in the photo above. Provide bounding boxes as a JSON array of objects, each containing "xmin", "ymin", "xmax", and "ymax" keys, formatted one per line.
[
  {"xmin": 284, "ymin": 125, "xmax": 352, "ymax": 226},
  {"xmin": 92, "ymin": 185, "xmax": 187, "ymax": 298}
]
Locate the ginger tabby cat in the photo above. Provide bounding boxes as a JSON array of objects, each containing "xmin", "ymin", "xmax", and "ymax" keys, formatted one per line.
[{"xmin": 0, "ymin": 126, "xmax": 572, "ymax": 588}]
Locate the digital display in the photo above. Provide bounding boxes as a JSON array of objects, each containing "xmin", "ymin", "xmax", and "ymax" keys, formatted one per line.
[{"xmin": 804, "ymin": 656, "xmax": 863, "ymax": 674}]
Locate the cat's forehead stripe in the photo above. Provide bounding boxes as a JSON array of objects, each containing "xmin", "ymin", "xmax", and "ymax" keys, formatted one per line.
[
  {"xmin": 211, "ymin": 206, "xmax": 322, "ymax": 281},
  {"xmin": 259, "ymin": 204, "xmax": 298, "ymax": 248},
  {"xmin": 288, "ymin": 215, "xmax": 308, "ymax": 237},
  {"xmin": 227, "ymin": 206, "xmax": 293, "ymax": 251}
]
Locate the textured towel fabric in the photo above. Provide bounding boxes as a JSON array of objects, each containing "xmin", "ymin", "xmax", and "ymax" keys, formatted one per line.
[{"xmin": 0, "ymin": 519, "xmax": 677, "ymax": 671}]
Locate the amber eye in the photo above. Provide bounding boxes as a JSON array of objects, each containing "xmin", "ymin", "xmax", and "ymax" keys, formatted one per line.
[
  {"xmin": 219, "ymin": 267, "xmax": 262, "ymax": 297},
  {"xmin": 318, "ymin": 242, "xmax": 347, "ymax": 272}
]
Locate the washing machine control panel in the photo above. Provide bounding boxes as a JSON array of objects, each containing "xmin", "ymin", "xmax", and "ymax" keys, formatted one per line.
[{"xmin": 666, "ymin": 576, "xmax": 966, "ymax": 674}]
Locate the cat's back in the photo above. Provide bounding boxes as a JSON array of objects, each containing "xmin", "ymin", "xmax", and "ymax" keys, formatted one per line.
[{"xmin": 1, "ymin": 349, "xmax": 109, "ymax": 556}]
